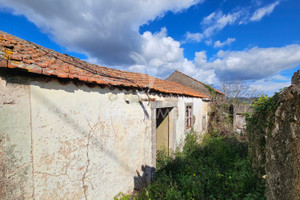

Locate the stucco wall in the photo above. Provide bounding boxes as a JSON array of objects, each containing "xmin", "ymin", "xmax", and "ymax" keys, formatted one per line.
[
  {"xmin": 0, "ymin": 74, "xmax": 33, "ymax": 200},
  {"xmin": 0, "ymin": 71, "xmax": 209, "ymax": 199},
  {"xmin": 0, "ymin": 73, "xmax": 155, "ymax": 199},
  {"xmin": 175, "ymin": 97, "xmax": 209, "ymax": 147},
  {"xmin": 30, "ymin": 81, "xmax": 154, "ymax": 200}
]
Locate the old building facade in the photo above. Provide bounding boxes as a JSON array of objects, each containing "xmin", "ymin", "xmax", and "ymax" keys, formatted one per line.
[{"xmin": 0, "ymin": 31, "xmax": 210, "ymax": 199}]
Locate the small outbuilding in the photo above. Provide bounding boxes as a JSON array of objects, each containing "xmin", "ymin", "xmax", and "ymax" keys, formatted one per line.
[{"xmin": 0, "ymin": 31, "xmax": 210, "ymax": 199}]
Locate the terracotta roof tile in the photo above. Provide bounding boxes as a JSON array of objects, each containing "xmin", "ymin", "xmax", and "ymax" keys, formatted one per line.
[{"xmin": 0, "ymin": 31, "xmax": 209, "ymax": 98}]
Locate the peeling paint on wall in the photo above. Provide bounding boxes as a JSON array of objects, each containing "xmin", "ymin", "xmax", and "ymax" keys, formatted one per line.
[
  {"xmin": 0, "ymin": 71, "xmax": 210, "ymax": 199},
  {"xmin": 29, "ymin": 80, "xmax": 154, "ymax": 199},
  {"xmin": 0, "ymin": 74, "xmax": 33, "ymax": 200}
]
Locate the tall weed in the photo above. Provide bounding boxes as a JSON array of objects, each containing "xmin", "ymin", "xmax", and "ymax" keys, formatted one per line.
[{"xmin": 117, "ymin": 131, "xmax": 265, "ymax": 200}]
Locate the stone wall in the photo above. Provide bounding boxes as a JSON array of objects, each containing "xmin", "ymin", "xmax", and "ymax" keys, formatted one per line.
[
  {"xmin": 265, "ymin": 70, "xmax": 300, "ymax": 200},
  {"xmin": 233, "ymin": 105, "xmax": 251, "ymax": 133},
  {"xmin": 247, "ymin": 70, "xmax": 300, "ymax": 200}
]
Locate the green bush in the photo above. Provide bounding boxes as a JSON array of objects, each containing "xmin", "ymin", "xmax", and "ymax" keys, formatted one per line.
[{"xmin": 117, "ymin": 131, "xmax": 265, "ymax": 200}]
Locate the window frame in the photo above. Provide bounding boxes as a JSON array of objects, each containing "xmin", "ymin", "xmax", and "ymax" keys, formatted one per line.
[{"xmin": 185, "ymin": 103, "xmax": 193, "ymax": 130}]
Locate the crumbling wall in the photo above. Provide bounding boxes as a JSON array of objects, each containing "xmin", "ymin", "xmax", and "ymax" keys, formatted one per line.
[
  {"xmin": 265, "ymin": 71, "xmax": 300, "ymax": 200},
  {"xmin": 233, "ymin": 105, "xmax": 251, "ymax": 133},
  {"xmin": 247, "ymin": 70, "xmax": 300, "ymax": 200}
]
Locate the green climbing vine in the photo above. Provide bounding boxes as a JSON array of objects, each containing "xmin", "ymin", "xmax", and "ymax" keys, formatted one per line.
[{"xmin": 245, "ymin": 93, "xmax": 280, "ymax": 178}]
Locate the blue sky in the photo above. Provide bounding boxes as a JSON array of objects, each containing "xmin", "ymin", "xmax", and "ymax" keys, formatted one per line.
[{"xmin": 0, "ymin": 0, "xmax": 299, "ymax": 95}]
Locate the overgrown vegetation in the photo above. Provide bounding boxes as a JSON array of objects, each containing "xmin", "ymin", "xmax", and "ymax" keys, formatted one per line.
[
  {"xmin": 116, "ymin": 131, "xmax": 265, "ymax": 200},
  {"xmin": 207, "ymin": 100, "xmax": 234, "ymax": 137}
]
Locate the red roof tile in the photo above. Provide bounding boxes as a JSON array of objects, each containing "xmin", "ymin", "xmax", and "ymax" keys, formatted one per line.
[{"xmin": 0, "ymin": 31, "xmax": 209, "ymax": 98}]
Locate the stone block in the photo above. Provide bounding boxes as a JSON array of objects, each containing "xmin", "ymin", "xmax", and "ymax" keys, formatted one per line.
[{"xmin": 291, "ymin": 70, "xmax": 300, "ymax": 84}]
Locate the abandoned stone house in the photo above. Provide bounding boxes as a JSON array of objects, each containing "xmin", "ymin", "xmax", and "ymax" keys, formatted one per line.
[
  {"xmin": 232, "ymin": 104, "xmax": 251, "ymax": 133},
  {"xmin": 166, "ymin": 70, "xmax": 225, "ymax": 99},
  {"xmin": 0, "ymin": 31, "xmax": 211, "ymax": 199}
]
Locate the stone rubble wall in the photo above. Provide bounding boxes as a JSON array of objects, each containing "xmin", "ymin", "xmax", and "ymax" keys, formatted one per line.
[
  {"xmin": 248, "ymin": 70, "xmax": 300, "ymax": 200},
  {"xmin": 265, "ymin": 70, "xmax": 300, "ymax": 200}
]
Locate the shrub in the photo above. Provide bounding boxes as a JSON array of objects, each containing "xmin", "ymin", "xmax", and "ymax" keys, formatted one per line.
[{"xmin": 117, "ymin": 131, "xmax": 265, "ymax": 200}]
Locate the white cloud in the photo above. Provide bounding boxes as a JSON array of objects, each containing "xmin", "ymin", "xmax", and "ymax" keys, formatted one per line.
[
  {"xmin": 183, "ymin": 32, "xmax": 204, "ymax": 43},
  {"xmin": 195, "ymin": 45, "xmax": 300, "ymax": 81},
  {"xmin": 214, "ymin": 38, "xmax": 236, "ymax": 48},
  {"xmin": 127, "ymin": 28, "xmax": 218, "ymax": 85},
  {"xmin": 202, "ymin": 11, "xmax": 241, "ymax": 38},
  {"xmin": 128, "ymin": 28, "xmax": 185, "ymax": 77},
  {"xmin": 194, "ymin": 51, "xmax": 207, "ymax": 65},
  {"xmin": 250, "ymin": 1, "xmax": 280, "ymax": 21},
  {"xmin": 253, "ymin": 79, "xmax": 290, "ymax": 96},
  {"xmin": 141, "ymin": 28, "xmax": 184, "ymax": 65},
  {"xmin": 182, "ymin": 10, "xmax": 241, "ymax": 44},
  {"xmin": 183, "ymin": 1, "xmax": 280, "ymax": 43},
  {"xmin": 205, "ymin": 39, "xmax": 213, "ymax": 46},
  {"xmin": 128, "ymin": 33, "xmax": 300, "ymax": 90},
  {"xmin": 0, "ymin": 0, "xmax": 201, "ymax": 65},
  {"xmin": 0, "ymin": 0, "xmax": 295, "ymax": 96}
]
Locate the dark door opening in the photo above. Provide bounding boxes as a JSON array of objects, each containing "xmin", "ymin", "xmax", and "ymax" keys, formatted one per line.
[{"xmin": 156, "ymin": 107, "xmax": 174, "ymax": 154}]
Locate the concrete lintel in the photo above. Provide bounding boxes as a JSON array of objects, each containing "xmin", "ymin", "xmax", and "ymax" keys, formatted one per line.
[{"xmin": 151, "ymin": 100, "xmax": 178, "ymax": 109}]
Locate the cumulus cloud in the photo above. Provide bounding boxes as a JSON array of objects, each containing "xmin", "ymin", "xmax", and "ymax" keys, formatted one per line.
[
  {"xmin": 0, "ymin": 0, "xmax": 201, "ymax": 65},
  {"xmin": 214, "ymin": 38, "xmax": 236, "ymax": 48},
  {"xmin": 250, "ymin": 1, "xmax": 280, "ymax": 21},
  {"xmin": 0, "ymin": 0, "xmax": 295, "ymax": 95},
  {"xmin": 195, "ymin": 45, "xmax": 300, "ymax": 81},
  {"xmin": 127, "ymin": 27, "xmax": 204, "ymax": 83},
  {"xmin": 128, "ymin": 28, "xmax": 184, "ymax": 76},
  {"xmin": 128, "ymin": 35, "xmax": 300, "ymax": 89}
]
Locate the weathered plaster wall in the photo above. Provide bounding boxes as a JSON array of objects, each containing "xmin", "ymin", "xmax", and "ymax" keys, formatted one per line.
[
  {"xmin": 0, "ymin": 71, "xmax": 209, "ymax": 199},
  {"xmin": 175, "ymin": 97, "xmax": 209, "ymax": 147},
  {"xmin": 29, "ymin": 80, "xmax": 153, "ymax": 200},
  {"xmin": 0, "ymin": 73, "xmax": 34, "ymax": 200}
]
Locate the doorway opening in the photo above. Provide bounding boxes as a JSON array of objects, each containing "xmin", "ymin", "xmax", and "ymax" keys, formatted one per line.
[{"xmin": 156, "ymin": 107, "xmax": 174, "ymax": 155}]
